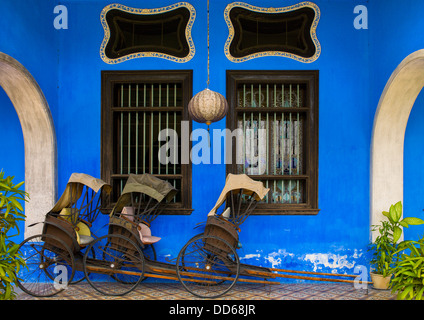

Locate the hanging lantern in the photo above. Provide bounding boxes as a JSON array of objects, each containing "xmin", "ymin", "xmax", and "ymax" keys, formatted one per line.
[
  {"xmin": 187, "ymin": 0, "xmax": 228, "ymax": 130},
  {"xmin": 188, "ymin": 88, "xmax": 228, "ymax": 129}
]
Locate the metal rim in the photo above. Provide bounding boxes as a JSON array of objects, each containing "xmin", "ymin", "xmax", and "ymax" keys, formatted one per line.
[
  {"xmin": 16, "ymin": 234, "xmax": 75, "ymax": 297},
  {"xmin": 83, "ymin": 233, "xmax": 145, "ymax": 296},
  {"xmin": 176, "ymin": 234, "xmax": 240, "ymax": 298}
]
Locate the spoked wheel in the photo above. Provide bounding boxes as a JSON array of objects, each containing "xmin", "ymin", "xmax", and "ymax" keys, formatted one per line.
[
  {"xmin": 69, "ymin": 247, "xmax": 95, "ymax": 284},
  {"xmin": 83, "ymin": 234, "xmax": 144, "ymax": 296},
  {"xmin": 176, "ymin": 234, "xmax": 240, "ymax": 299},
  {"xmin": 110, "ymin": 243, "xmax": 155, "ymax": 284},
  {"xmin": 142, "ymin": 244, "xmax": 156, "ymax": 261},
  {"xmin": 16, "ymin": 234, "xmax": 75, "ymax": 297}
]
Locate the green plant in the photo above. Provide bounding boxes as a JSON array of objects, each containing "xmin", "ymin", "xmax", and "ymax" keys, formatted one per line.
[
  {"xmin": 0, "ymin": 171, "xmax": 28, "ymax": 300},
  {"xmin": 390, "ymin": 237, "xmax": 424, "ymax": 300},
  {"xmin": 369, "ymin": 201, "xmax": 424, "ymax": 277}
]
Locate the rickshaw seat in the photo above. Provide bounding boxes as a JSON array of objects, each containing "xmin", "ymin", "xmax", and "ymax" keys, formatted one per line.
[
  {"xmin": 59, "ymin": 208, "xmax": 94, "ymax": 246},
  {"xmin": 138, "ymin": 222, "xmax": 161, "ymax": 245},
  {"xmin": 121, "ymin": 206, "xmax": 161, "ymax": 245}
]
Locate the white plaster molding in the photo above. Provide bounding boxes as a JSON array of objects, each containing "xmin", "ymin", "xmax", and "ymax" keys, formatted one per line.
[
  {"xmin": 371, "ymin": 49, "xmax": 424, "ymax": 241},
  {"xmin": 0, "ymin": 52, "xmax": 57, "ymax": 237}
]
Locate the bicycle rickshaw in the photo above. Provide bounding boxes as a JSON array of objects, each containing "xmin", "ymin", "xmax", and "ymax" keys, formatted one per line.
[
  {"xmin": 17, "ymin": 173, "xmax": 363, "ymax": 298},
  {"xmin": 16, "ymin": 173, "xmax": 112, "ymax": 297},
  {"xmin": 82, "ymin": 173, "xmax": 362, "ymax": 298},
  {"xmin": 81, "ymin": 173, "xmax": 178, "ymax": 296}
]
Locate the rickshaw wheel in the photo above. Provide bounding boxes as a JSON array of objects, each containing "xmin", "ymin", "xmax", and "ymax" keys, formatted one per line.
[
  {"xmin": 83, "ymin": 234, "xmax": 145, "ymax": 296},
  {"xmin": 142, "ymin": 243, "xmax": 156, "ymax": 261},
  {"xmin": 110, "ymin": 243, "xmax": 156, "ymax": 284},
  {"xmin": 16, "ymin": 234, "xmax": 75, "ymax": 297},
  {"xmin": 176, "ymin": 234, "xmax": 240, "ymax": 299},
  {"xmin": 69, "ymin": 247, "xmax": 95, "ymax": 284}
]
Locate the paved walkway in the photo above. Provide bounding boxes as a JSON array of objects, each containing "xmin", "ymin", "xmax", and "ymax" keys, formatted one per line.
[{"xmin": 15, "ymin": 282, "xmax": 396, "ymax": 300}]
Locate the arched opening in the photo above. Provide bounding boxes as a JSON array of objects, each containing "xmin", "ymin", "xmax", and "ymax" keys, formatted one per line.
[
  {"xmin": 371, "ymin": 49, "xmax": 424, "ymax": 241},
  {"xmin": 0, "ymin": 52, "xmax": 57, "ymax": 237}
]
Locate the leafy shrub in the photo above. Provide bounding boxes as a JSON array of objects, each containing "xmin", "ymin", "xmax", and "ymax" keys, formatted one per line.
[
  {"xmin": 0, "ymin": 171, "xmax": 28, "ymax": 300},
  {"xmin": 390, "ymin": 237, "xmax": 424, "ymax": 300}
]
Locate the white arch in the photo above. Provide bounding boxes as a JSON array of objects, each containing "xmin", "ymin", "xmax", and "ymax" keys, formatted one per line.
[
  {"xmin": 0, "ymin": 52, "xmax": 57, "ymax": 236},
  {"xmin": 371, "ymin": 49, "xmax": 424, "ymax": 241}
]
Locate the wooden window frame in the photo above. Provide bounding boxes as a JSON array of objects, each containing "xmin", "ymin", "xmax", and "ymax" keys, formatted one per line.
[
  {"xmin": 226, "ymin": 70, "xmax": 319, "ymax": 215},
  {"xmin": 101, "ymin": 70, "xmax": 193, "ymax": 214}
]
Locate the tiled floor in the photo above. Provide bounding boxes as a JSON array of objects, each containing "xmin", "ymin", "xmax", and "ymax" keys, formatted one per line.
[{"xmin": 15, "ymin": 281, "xmax": 396, "ymax": 300}]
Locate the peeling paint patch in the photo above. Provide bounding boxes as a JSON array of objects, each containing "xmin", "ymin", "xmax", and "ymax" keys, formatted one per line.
[
  {"xmin": 352, "ymin": 249, "xmax": 364, "ymax": 259},
  {"xmin": 264, "ymin": 249, "xmax": 295, "ymax": 268},
  {"xmin": 303, "ymin": 253, "xmax": 355, "ymax": 272},
  {"xmin": 240, "ymin": 253, "xmax": 261, "ymax": 260}
]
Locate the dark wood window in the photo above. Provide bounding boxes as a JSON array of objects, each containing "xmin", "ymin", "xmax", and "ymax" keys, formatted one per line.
[
  {"xmin": 226, "ymin": 70, "xmax": 319, "ymax": 215},
  {"xmin": 101, "ymin": 70, "xmax": 193, "ymax": 214}
]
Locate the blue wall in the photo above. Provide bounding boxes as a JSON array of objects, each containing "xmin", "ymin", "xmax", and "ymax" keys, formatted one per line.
[
  {"xmin": 369, "ymin": 0, "xmax": 424, "ymax": 240},
  {"xmin": 0, "ymin": 0, "xmax": 58, "ymax": 240},
  {"xmin": 1, "ymin": 0, "xmax": 423, "ymax": 280}
]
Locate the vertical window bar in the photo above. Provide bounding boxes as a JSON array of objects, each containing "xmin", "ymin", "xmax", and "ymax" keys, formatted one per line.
[
  {"xmin": 243, "ymin": 111, "xmax": 246, "ymax": 174},
  {"xmin": 136, "ymin": 84, "xmax": 139, "ymax": 174},
  {"xmin": 174, "ymin": 83, "xmax": 177, "ymax": 178},
  {"xmin": 289, "ymin": 112, "xmax": 292, "ymax": 203},
  {"xmin": 274, "ymin": 84, "xmax": 277, "ymax": 108},
  {"xmin": 243, "ymin": 84, "xmax": 246, "ymax": 173},
  {"xmin": 281, "ymin": 85, "xmax": 284, "ymax": 174},
  {"xmin": 251, "ymin": 84, "xmax": 253, "ymax": 107},
  {"xmin": 297, "ymin": 83, "xmax": 300, "ymax": 108},
  {"xmin": 151, "ymin": 84, "xmax": 154, "ymax": 174},
  {"xmin": 290, "ymin": 84, "xmax": 292, "ymax": 107},
  {"xmin": 289, "ymin": 84, "xmax": 293, "ymax": 201},
  {"xmin": 173, "ymin": 83, "xmax": 177, "ymax": 201},
  {"xmin": 296, "ymin": 84, "xmax": 300, "ymax": 203},
  {"xmin": 266, "ymin": 84, "xmax": 269, "ymax": 202},
  {"xmin": 120, "ymin": 84, "xmax": 124, "ymax": 192},
  {"xmin": 166, "ymin": 84, "xmax": 169, "ymax": 175},
  {"xmin": 273, "ymin": 84, "xmax": 277, "ymax": 201},
  {"xmin": 258, "ymin": 84, "xmax": 262, "ymax": 176},
  {"xmin": 297, "ymin": 86, "xmax": 300, "ymax": 175},
  {"xmin": 266, "ymin": 84, "xmax": 269, "ymax": 174},
  {"xmin": 243, "ymin": 84, "xmax": 246, "ymax": 107},
  {"xmin": 250, "ymin": 112, "xmax": 253, "ymax": 174},
  {"xmin": 158, "ymin": 84, "xmax": 161, "ymax": 174},
  {"xmin": 274, "ymin": 111, "xmax": 277, "ymax": 202},
  {"xmin": 143, "ymin": 84, "xmax": 146, "ymax": 174},
  {"xmin": 128, "ymin": 84, "xmax": 131, "ymax": 174}
]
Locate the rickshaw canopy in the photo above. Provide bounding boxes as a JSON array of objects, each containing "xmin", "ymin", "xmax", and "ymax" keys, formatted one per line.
[
  {"xmin": 112, "ymin": 174, "xmax": 178, "ymax": 214},
  {"xmin": 50, "ymin": 173, "xmax": 111, "ymax": 213},
  {"xmin": 207, "ymin": 174, "xmax": 270, "ymax": 216}
]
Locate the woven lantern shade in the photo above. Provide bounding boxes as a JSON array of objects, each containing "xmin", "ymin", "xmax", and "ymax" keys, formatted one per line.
[{"xmin": 188, "ymin": 88, "xmax": 229, "ymax": 128}]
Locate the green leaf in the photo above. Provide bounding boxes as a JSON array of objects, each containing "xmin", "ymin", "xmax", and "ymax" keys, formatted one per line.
[
  {"xmin": 13, "ymin": 181, "xmax": 24, "ymax": 189},
  {"xmin": 402, "ymin": 217, "xmax": 424, "ymax": 226},
  {"xmin": 4, "ymin": 283, "xmax": 11, "ymax": 300},
  {"xmin": 399, "ymin": 286, "xmax": 413, "ymax": 300},
  {"xmin": 416, "ymin": 287, "xmax": 424, "ymax": 300},
  {"xmin": 399, "ymin": 220, "xmax": 409, "ymax": 228},
  {"xmin": 0, "ymin": 182, "xmax": 11, "ymax": 191},
  {"xmin": 389, "ymin": 205, "xmax": 399, "ymax": 223},
  {"xmin": 9, "ymin": 198, "xmax": 23, "ymax": 212},
  {"xmin": 394, "ymin": 201, "xmax": 403, "ymax": 221},
  {"xmin": 393, "ymin": 226, "xmax": 402, "ymax": 244}
]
